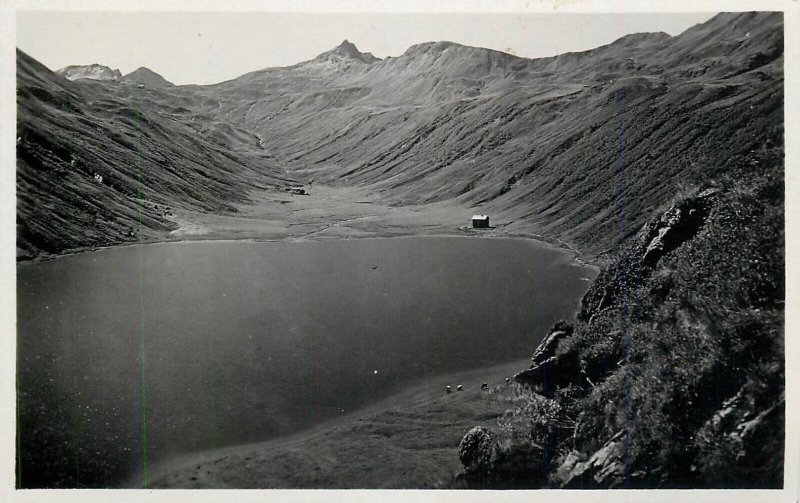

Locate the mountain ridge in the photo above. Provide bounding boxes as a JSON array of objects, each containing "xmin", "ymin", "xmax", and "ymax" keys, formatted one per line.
[{"xmin": 16, "ymin": 11, "xmax": 784, "ymax": 260}]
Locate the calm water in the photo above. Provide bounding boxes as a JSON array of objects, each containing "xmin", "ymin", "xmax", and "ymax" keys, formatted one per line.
[{"xmin": 17, "ymin": 237, "xmax": 595, "ymax": 487}]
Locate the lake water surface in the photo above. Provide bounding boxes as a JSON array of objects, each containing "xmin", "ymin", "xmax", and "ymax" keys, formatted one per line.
[{"xmin": 17, "ymin": 237, "xmax": 595, "ymax": 487}]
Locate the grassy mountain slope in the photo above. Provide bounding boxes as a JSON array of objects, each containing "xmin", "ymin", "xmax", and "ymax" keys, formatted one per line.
[
  {"xmin": 189, "ymin": 12, "xmax": 782, "ymax": 256},
  {"xmin": 17, "ymin": 13, "xmax": 783, "ymax": 261},
  {"xmin": 16, "ymin": 50, "xmax": 290, "ymax": 258}
]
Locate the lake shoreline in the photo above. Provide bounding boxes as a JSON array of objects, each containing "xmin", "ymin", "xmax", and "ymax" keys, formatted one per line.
[
  {"xmin": 143, "ymin": 358, "xmax": 536, "ymax": 489},
  {"xmin": 17, "ymin": 185, "xmax": 600, "ymax": 271},
  {"xmin": 18, "ymin": 231, "xmax": 599, "ymax": 274}
]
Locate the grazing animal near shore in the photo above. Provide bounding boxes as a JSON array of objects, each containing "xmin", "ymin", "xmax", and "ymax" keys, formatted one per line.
[
  {"xmin": 481, "ymin": 382, "xmax": 489, "ymax": 391},
  {"xmin": 457, "ymin": 385, "xmax": 463, "ymax": 391},
  {"xmin": 446, "ymin": 385, "xmax": 452, "ymax": 394}
]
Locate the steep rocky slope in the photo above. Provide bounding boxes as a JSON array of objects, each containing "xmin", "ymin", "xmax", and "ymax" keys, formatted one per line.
[{"xmin": 457, "ymin": 161, "xmax": 784, "ymax": 488}]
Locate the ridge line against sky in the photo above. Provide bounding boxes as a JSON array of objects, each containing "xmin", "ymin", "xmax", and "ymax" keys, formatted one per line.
[{"xmin": 17, "ymin": 11, "xmax": 715, "ymax": 85}]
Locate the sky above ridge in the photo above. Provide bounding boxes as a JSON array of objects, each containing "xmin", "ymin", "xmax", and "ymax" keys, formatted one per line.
[{"xmin": 17, "ymin": 11, "xmax": 716, "ymax": 85}]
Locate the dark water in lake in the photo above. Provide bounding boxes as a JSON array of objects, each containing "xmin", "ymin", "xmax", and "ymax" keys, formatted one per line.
[{"xmin": 17, "ymin": 237, "xmax": 595, "ymax": 487}]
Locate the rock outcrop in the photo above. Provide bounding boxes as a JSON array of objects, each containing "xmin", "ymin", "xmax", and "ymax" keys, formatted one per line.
[
  {"xmin": 640, "ymin": 188, "xmax": 718, "ymax": 268},
  {"xmin": 513, "ymin": 322, "xmax": 587, "ymax": 396},
  {"xmin": 559, "ymin": 431, "xmax": 628, "ymax": 488},
  {"xmin": 693, "ymin": 379, "xmax": 785, "ymax": 488}
]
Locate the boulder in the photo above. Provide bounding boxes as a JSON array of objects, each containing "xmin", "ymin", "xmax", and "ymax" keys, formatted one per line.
[
  {"xmin": 458, "ymin": 426, "xmax": 499, "ymax": 475},
  {"xmin": 456, "ymin": 428, "xmax": 547, "ymax": 489}
]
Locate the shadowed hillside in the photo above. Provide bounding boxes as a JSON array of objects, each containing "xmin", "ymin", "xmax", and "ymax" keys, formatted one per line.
[{"xmin": 16, "ymin": 50, "xmax": 292, "ymax": 258}]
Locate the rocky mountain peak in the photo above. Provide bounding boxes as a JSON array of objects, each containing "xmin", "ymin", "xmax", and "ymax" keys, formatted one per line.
[
  {"xmin": 316, "ymin": 39, "xmax": 380, "ymax": 64},
  {"xmin": 56, "ymin": 64, "xmax": 122, "ymax": 81}
]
